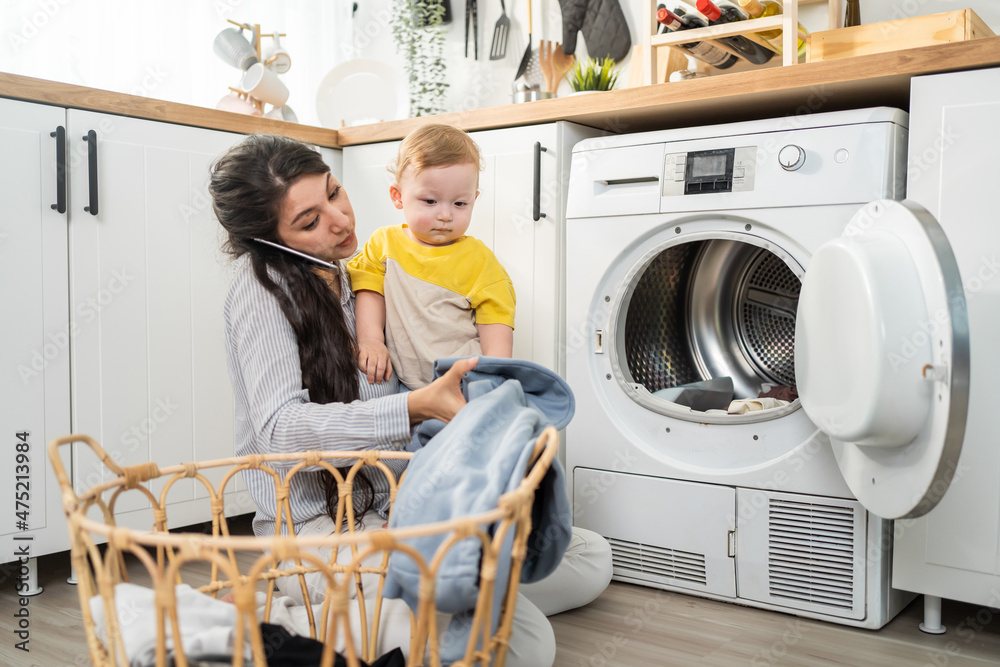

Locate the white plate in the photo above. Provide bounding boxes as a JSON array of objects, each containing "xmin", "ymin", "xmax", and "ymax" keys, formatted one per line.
[{"xmin": 315, "ymin": 59, "xmax": 409, "ymax": 128}]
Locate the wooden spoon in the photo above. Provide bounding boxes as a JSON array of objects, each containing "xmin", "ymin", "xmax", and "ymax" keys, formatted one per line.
[
  {"xmin": 540, "ymin": 40, "xmax": 575, "ymax": 93},
  {"xmin": 539, "ymin": 40, "xmax": 555, "ymax": 93}
]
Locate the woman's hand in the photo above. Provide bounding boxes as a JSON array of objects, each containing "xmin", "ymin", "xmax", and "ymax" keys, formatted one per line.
[{"xmin": 406, "ymin": 356, "xmax": 479, "ymax": 424}]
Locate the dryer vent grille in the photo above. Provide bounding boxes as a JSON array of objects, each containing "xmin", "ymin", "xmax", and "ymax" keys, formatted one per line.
[
  {"xmin": 766, "ymin": 499, "xmax": 858, "ymax": 610},
  {"xmin": 607, "ymin": 537, "xmax": 707, "ymax": 586}
]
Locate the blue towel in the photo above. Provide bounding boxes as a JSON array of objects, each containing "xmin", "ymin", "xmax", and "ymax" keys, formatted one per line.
[{"xmin": 384, "ymin": 358, "xmax": 573, "ymax": 663}]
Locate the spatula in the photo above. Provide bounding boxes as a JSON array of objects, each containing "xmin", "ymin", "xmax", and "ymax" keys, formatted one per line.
[
  {"xmin": 490, "ymin": 0, "xmax": 510, "ymax": 60},
  {"xmin": 514, "ymin": 0, "xmax": 535, "ymax": 79}
]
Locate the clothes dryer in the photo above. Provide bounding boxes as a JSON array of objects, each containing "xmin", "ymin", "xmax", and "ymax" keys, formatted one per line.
[{"xmin": 565, "ymin": 108, "xmax": 970, "ymax": 629}]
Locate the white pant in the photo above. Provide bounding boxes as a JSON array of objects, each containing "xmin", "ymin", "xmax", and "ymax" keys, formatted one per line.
[{"xmin": 276, "ymin": 513, "xmax": 612, "ymax": 666}]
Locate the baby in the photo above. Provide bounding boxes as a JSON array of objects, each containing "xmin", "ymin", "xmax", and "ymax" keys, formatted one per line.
[{"xmin": 347, "ymin": 124, "xmax": 515, "ymax": 389}]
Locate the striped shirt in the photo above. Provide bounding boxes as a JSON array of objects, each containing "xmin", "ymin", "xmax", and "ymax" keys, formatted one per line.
[{"xmin": 223, "ymin": 259, "xmax": 411, "ymax": 537}]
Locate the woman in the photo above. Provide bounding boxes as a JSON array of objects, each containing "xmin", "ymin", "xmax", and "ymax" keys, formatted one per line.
[
  {"xmin": 211, "ymin": 134, "xmax": 474, "ymax": 542},
  {"xmin": 210, "ymin": 134, "xmax": 610, "ymax": 664}
]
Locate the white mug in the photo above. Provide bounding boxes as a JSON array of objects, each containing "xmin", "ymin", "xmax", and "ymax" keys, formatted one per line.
[
  {"xmin": 264, "ymin": 33, "xmax": 292, "ymax": 74},
  {"xmin": 241, "ymin": 63, "xmax": 289, "ymax": 107},
  {"xmin": 213, "ymin": 28, "xmax": 258, "ymax": 71}
]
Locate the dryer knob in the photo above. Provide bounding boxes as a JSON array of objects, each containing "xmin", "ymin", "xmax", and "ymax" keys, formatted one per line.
[{"xmin": 778, "ymin": 144, "xmax": 806, "ymax": 171}]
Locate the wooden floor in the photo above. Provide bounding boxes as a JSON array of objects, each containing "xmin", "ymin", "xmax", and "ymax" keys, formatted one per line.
[{"xmin": 3, "ymin": 515, "xmax": 999, "ymax": 666}]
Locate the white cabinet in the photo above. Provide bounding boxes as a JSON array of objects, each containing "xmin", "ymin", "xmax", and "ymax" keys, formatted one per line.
[
  {"xmin": 1, "ymin": 100, "xmax": 256, "ymax": 558},
  {"xmin": 343, "ymin": 122, "xmax": 604, "ymax": 374},
  {"xmin": 65, "ymin": 110, "xmax": 251, "ymax": 529},
  {"xmin": 892, "ymin": 67, "xmax": 1000, "ymax": 611},
  {"xmin": 0, "ymin": 99, "xmax": 72, "ymax": 559}
]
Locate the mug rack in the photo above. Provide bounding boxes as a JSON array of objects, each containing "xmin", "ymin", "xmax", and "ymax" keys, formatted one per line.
[
  {"xmin": 642, "ymin": 0, "xmax": 844, "ymax": 84},
  {"xmin": 225, "ymin": 19, "xmax": 287, "ymax": 112}
]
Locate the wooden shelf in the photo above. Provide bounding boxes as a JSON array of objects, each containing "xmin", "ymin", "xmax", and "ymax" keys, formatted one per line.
[
  {"xmin": 650, "ymin": 15, "xmax": 809, "ymax": 49},
  {"xmin": 643, "ymin": 0, "xmax": 843, "ymax": 80}
]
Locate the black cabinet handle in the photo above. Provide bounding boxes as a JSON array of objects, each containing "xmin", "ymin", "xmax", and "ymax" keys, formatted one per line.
[
  {"xmin": 50, "ymin": 126, "xmax": 66, "ymax": 213},
  {"xmin": 83, "ymin": 130, "xmax": 98, "ymax": 216},
  {"xmin": 533, "ymin": 142, "xmax": 547, "ymax": 221}
]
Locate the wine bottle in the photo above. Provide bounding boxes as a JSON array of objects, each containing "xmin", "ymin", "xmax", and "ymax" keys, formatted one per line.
[
  {"xmin": 695, "ymin": 0, "xmax": 774, "ymax": 65},
  {"xmin": 737, "ymin": 0, "xmax": 807, "ymax": 59},
  {"xmin": 845, "ymin": 0, "xmax": 861, "ymax": 27},
  {"xmin": 658, "ymin": 4, "xmax": 668, "ymax": 33},
  {"xmin": 658, "ymin": 7, "xmax": 739, "ymax": 70}
]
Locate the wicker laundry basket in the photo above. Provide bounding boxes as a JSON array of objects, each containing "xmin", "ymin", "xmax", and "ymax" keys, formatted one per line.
[{"xmin": 48, "ymin": 427, "xmax": 559, "ymax": 667}]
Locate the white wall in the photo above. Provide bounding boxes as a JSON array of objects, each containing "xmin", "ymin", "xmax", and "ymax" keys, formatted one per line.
[
  {"xmin": 1, "ymin": 0, "xmax": 350, "ymax": 128},
  {"xmin": 2, "ymin": 0, "xmax": 997, "ymax": 127}
]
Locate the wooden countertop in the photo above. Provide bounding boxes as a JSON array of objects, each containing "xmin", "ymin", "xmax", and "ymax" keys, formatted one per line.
[
  {"xmin": 0, "ymin": 71, "xmax": 342, "ymax": 147},
  {"xmin": 3, "ymin": 37, "xmax": 999, "ymax": 149}
]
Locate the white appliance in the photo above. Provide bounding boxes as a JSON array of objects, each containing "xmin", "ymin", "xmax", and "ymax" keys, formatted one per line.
[
  {"xmin": 564, "ymin": 107, "xmax": 973, "ymax": 629},
  {"xmin": 888, "ymin": 67, "xmax": 1000, "ymax": 631}
]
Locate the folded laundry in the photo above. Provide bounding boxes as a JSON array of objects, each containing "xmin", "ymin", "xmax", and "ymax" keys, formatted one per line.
[{"xmin": 727, "ymin": 397, "xmax": 790, "ymax": 414}]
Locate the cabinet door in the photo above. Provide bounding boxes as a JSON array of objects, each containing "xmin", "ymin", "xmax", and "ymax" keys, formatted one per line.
[
  {"xmin": 891, "ymin": 67, "xmax": 1000, "ymax": 606},
  {"xmin": 472, "ymin": 125, "xmax": 563, "ymax": 370},
  {"xmin": 0, "ymin": 99, "xmax": 72, "ymax": 556},
  {"xmin": 342, "ymin": 140, "xmax": 401, "ymax": 246},
  {"xmin": 67, "ymin": 110, "xmax": 246, "ymax": 524}
]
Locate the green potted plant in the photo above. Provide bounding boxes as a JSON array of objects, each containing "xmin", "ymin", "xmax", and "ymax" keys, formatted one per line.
[
  {"xmin": 567, "ymin": 56, "xmax": 621, "ymax": 94},
  {"xmin": 390, "ymin": 0, "xmax": 449, "ymax": 116}
]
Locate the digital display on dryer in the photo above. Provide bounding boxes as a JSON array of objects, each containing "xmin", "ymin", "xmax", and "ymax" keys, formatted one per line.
[
  {"xmin": 685, "ymin": 148, "xmax": 735, "ymax": 194},
  {"xmin": 691, "ymin": 153, "xmax": 728, "ymax": 178}
]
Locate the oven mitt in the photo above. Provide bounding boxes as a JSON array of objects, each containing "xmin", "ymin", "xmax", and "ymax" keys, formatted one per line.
[{"xmin": 558, "ymin": 0, "xmax": 632, "ymax": 62}]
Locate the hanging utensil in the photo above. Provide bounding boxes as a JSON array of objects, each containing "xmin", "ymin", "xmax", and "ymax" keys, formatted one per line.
[
  {"xmin": 490, "ymin": 0, "xmax": 509, "ymax": 60},
  {"xmin": 465, "ymin": 0, "xmax": 479, "ymax": 58},
  {"xmin": 539, "ymin": 40, "xmax": 574, "ymax": 93},
  {"xmin": 539, "ymin": 40, "xmax": 555, "ymax": 93},
  {"xmin": 514, "ymin": 0, "xmax": 535, "ymax": 79},
  {"xmin": 465, "ymin": 0, "xmax": 471, "ymax": 56}
]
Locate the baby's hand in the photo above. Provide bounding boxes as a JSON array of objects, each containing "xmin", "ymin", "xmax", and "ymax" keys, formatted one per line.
[{"xmin": 357, "ymin": 339, "xmax": 393, "ymax": 384}]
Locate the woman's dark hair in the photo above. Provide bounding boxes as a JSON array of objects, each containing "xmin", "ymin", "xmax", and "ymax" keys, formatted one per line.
[{"xmin": 209, "ymin": 134, "xmax": 373, "ymax": 522}]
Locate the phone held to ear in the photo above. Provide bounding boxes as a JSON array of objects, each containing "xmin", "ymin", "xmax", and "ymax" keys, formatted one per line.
[{"xmin": 252, "ymin": 237, "xmax": 338, "ymax": 269}]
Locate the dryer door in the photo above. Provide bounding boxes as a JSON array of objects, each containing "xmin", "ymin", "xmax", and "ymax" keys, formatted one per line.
[{"xmin": 795, "ymin": 199, "xmax": 970, "ymax": 519}]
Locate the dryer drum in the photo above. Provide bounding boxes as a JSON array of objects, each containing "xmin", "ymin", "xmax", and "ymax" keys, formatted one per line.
[{"xmin": 622, "ymin": 239, "xmax": 801, "ymax": 404}]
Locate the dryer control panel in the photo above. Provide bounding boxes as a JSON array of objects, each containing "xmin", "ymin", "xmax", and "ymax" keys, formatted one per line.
[
  {"xmin": 662, "ymin": 146, "xmax": 757, "ymax": 197},
  {"xmin": 566, "ymin": 108, "xmax": 908, "ymax": 219}
]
